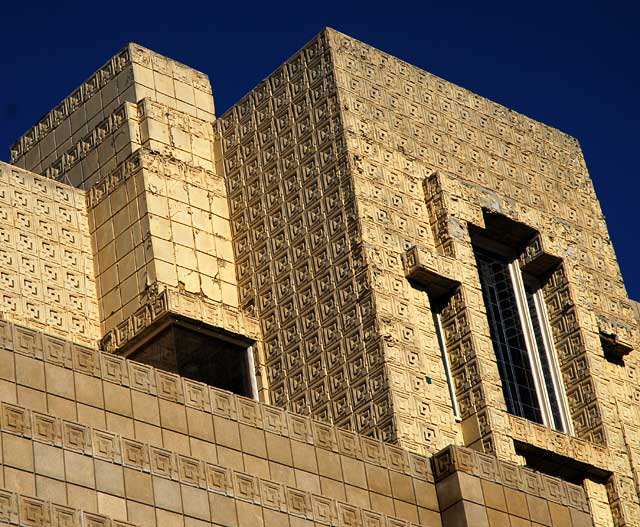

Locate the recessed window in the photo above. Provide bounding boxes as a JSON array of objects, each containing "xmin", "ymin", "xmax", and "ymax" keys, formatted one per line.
[
  {"xmin": 127, "ymin": 318, "xmax": 256, "ymax": 398},
  {"xmin": 475, "ymin": 248, "xmax": 571, "ymax": 433},
  {"xmin": 433, "ymin": 311, "xmax": 461, "ymax": 420}
]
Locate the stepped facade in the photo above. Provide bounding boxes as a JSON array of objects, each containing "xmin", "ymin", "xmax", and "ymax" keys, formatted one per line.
[{"xmin": 1, "ymin": 28, "xmax": 639, "ymax": 526}]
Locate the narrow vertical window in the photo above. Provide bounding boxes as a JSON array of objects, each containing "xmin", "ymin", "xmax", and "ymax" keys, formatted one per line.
[
  {"xmin": 433, "ymin": 312, "xmax": 461, "ymax": 420},
  {"xmin": 524, "ymin": 285, "xmax": 564, "ymax": 430},
  {"xmin": 475, "ymin": 248, "xmax": 571, "ymax": 433}
]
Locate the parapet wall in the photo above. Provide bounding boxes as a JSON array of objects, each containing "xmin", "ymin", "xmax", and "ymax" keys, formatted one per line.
[
  {"xmin": 0, "ymin": 318, "xmax": 439, "ymax": 525},
  {"xmin": 10, "ymin": 43, "xmax": 214, "ymax": 181},
  {"xmin": 432, "ymin": 445, "xmax": 593, "ymax": 526},
  {"xmin": 0, "ymin": 316, "xmax": 592, "ymax": 526}
]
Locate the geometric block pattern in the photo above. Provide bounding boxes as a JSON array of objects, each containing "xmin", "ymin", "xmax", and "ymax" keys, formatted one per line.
[
  {"xmin": 0, "ymin": 401, "xmax": 434, "ymax": 527},
  {"xmin": 219, "ymin": 32, "xmax": 393, "ymax": 439},
  {"xmin": 0, "ymin": 319, "xmax": 432, "ymax": 507},
  {"xmin": 9, "ymin": 44, "xmax": 133, "ymax": 171},
  {"xmin": 0, "ymin": 163, "xmax": 99, "ymax": 347},
  {"xmin": 432, "ymin": 444, "xmax": 591, "ymax": 513},
  {"xmin": 325, "ymin": 28, "xmax": 640, "ymax": 524},
  {"xmin": 0, "ymin": 314, "xmax": 594, "ymax": 526},
  {"xmin": 0, "ymin": 487, "xmax": 137, "ymax": 526},
  {"xmin": 0, "ymin": 319, "xmax": 448, "ymax": 525}
]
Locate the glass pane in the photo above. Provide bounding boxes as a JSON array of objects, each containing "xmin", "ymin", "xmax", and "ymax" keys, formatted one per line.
[
  {"xmin": 475, "ymin": 250, "xmax": 543, "ymax": 424},
  {"xmin": 525, "ymin": 286, "xmax": 564, "ymax": 431}
]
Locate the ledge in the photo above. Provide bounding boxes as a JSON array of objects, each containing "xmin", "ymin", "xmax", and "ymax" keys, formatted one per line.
[{"xmin": 403, "ymin": 246, "xmax": 460, "ymax": 304}]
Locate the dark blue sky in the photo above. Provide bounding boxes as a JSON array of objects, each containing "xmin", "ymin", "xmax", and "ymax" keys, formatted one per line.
[{"xmin": 1, "ymin": 1, "xmax": 638, "ymax": 299}]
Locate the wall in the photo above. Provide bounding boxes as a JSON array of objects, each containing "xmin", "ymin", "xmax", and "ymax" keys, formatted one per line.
[
  {"xmin": 0, "ymin": 163, "xmax": 99, "ymax": 347},
  {"xmin": 0, "ymin": 317, "xmax": 441, "ymax": 526},
  {"xmin": 218, "ymin": 30, "xmax": 398, "ymax": 445}
]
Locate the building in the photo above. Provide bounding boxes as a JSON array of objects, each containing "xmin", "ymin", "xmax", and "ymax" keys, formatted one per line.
[{"xmin": 1, "ymin": 27, "xmax": 639, "ymax": 526}]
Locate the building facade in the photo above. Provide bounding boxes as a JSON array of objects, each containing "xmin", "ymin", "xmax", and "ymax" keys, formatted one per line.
[{"xmin": 1, "ymin": 27, "xmax": 638, "ymax": 526}]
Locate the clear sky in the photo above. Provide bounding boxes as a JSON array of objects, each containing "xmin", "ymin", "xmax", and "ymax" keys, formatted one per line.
[{"xmin": 1, "ymin": 0, "xmax": 638, "ymax": 299}]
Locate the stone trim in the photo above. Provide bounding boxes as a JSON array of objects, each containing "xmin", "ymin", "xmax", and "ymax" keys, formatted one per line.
[
  {"xmin": 403, "ymin": 245, "xmax": 461, "ymax": 304},
  {"xmin": 10, "ymin": 46, "xmax": 132, "ymax": 163},
  {"xmin": 508, "ymin": 414, "xmax": 612, "ymax": 475}
]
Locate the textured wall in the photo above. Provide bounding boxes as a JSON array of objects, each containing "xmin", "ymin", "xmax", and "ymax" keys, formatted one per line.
[
  {"xmin": 89, "ymin": 145, "xmax": 260, "ymax": 366},
  {"xmin": 84, "ymin": 99, "xmax": 236, "ymax": 336},
  {"xmin": 0, "ymin": 315, "xmax": 592, "ymax": 527},
  {"xmin": 0, "ymin": 163, "xmax": 99, "ymax": 347},
  {"xmin": 219, "ymin": 32, "xmax": 399, "ymax": 441},
  {"xmin": 7, "ymin": 41, "xmax": 254, "ymax": 352}
]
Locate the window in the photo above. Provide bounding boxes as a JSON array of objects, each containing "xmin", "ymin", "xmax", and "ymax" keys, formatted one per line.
[
  {"xmin": 126, "ymin": 318, "xmax": 257, "ymax": 399},
  {"xmin": 433, "ymin": 311, "xmax": 461, "ymax": 420},
  {"xmin": 475, "ymin": 248, "xmax": 572, "ymax": 433}
]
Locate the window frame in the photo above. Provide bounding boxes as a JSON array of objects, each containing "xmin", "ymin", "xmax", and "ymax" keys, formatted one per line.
[{"xmin": 473, "ymin": 240, "xmax": 573, "ymax": 434}]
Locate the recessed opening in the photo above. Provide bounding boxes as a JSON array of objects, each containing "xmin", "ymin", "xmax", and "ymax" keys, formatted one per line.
[
  {"xmin": 126, "ymin": 316, "xmax": 255, "ymax": 398},
  {"xmin": 515, "ymin": 440, "xmax": 610, "ymax": 485},
  {"xmin": 407, "ymin": 277, "xmax": 461, "ymax": 422},
  {"xmin": 470, "ymin": 211, "xmax": 572, "ymax": 434},
  {"xmin": 470, "ymin": 211, "xmax": 538, "ymax": 258}
]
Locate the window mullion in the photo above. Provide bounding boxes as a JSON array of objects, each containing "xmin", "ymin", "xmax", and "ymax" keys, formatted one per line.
[{"xmin": 508, "ymin": 262, "xmax": 554, "ymax": 428}]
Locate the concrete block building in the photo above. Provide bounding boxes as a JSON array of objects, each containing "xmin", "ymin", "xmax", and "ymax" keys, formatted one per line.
[{"xmin": 1, "ymin": 28, "xmax": 638, "ymax": 526}]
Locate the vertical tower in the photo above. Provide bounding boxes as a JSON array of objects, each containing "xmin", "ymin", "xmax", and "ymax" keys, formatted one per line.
[
  {"xmin": 10, "ymin": 43, "xmax": 261, "ymax": 396},
  {"xmin": 220, "ymin": 28, "xmax": 640, "ymax": 525}
]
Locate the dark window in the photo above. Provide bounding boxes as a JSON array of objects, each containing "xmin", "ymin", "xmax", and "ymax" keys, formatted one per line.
[{"xmin": 129, "ymin": 323, "xmax": 254, "ymax": 397}]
